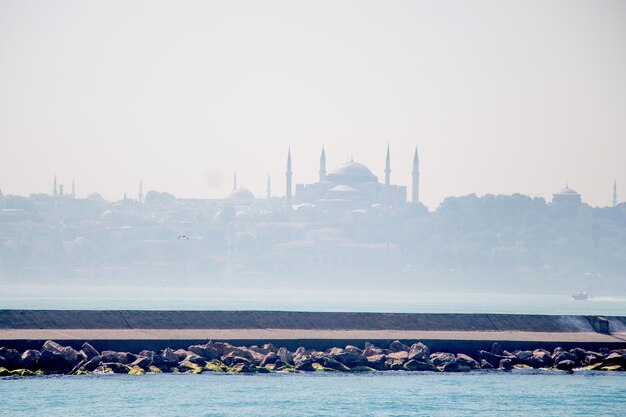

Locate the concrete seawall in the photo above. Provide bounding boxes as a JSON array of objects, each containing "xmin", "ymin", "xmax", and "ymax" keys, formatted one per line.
[{"xmin": 1, "ymin": 310, "xmax": 625, "ymax": 353}]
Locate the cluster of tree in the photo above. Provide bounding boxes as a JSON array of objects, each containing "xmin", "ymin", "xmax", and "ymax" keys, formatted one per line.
[{"xmin": 1, "ymin": 192, "xmax": 624, "ymax": 293}]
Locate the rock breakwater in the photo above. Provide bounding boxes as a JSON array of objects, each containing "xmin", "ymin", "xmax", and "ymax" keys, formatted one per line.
[{"xmin": 1, "ymin": 340, "xmax": 624, "ymax": 377}]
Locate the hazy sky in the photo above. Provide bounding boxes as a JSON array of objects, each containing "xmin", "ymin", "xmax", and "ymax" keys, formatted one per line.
[{"xmin": 1, "ymin": 0, "xmax": 625, "ymax": 209}]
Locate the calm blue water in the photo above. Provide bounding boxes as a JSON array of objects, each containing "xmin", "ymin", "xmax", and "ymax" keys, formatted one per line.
[
  {"xmin": 1, "ymin": 285, "xmax": 625, "ymax": 315},
  {"xmin": 2, "ymin": 286, "xmax": 625, "ymax": 416},
  {"xmin": 1, "ymin": 371, "xmax": 625, "ymax": 417}
]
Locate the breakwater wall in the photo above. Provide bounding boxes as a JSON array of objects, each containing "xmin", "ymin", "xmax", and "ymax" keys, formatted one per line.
[
  {"xmin": 3, "ymin": 310, "xmax": 626, "ymax": 331},
  {"xmin": 1, "ymin": 310, "xmax": 625, "ymax": 353}
]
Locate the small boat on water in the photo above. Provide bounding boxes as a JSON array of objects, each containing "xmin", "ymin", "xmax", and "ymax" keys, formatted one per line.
[{"xmin": 571, "ymin": 292, "xmax": 589, "ymax": 301}]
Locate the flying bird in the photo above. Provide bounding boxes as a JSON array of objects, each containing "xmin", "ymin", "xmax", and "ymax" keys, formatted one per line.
[{"xmin": 178, "ymin": 235, "xmax": 189, "ymax": 240}]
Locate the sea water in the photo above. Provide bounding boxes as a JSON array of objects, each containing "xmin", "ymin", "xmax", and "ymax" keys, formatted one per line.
[
  {"xmin": 1, "ymin": 285, "xmax": 625, "ymax": 315},
  {"xmin": 2, "ymin": 286, "xmax": 625, "ymax": 416},
  {"xmin": 1, "ymin": 371, "xmax": 625, "ymax": 417}
]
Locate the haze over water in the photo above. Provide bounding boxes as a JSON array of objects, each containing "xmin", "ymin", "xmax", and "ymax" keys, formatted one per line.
[{"xmin": 2, "ymin": 285, "xmax": 625, "ymax": 316}]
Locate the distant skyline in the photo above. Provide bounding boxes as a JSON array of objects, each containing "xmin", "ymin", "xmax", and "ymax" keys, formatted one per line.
[{"xmin": 1, "ymin": 0, "xmax": 625, "ymax": 209}]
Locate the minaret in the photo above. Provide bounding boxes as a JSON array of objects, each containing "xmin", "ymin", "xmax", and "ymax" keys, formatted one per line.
[
  {"xmin": 71, "ymin": 180, "xmax": 75, "ymax": 198},
  {"xmin": 286, "ymin": 148, "xmax": 292, "ymax": 204},
  {"xmin": 319, "ymin": 147, "xmax": 327, "ymax": 182},
  {"xmin": 411, "ymin": 147, "xmax": 420, "ymax": 204},
  {"xmin": 233, "ymin": 173, "xmax": 238, "ymax": 190},
  {"xmin": 138, "ymin": 181, "xmax": 144, "ymax": 203},
  {"xmin": 385, "ymin": 144, "xmax": 391, "ymax": 186},
  {"xmin": 613, "ymin": 180, "xmax": 618, "ymax": 207},
  {"xmin": 53, "ymin": 175, "xmax": 58, "ymax": 197},
  {"xmin": 267, "ymin": 174, "xmax": 271, "ymax": 199}
]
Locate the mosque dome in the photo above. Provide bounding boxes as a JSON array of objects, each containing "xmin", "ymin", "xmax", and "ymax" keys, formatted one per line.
[
  {"xmin": 556, "ymin": 185, "xmax": 579, "ymax": 195},
  {"xmin": 226, "ymin": 188, "xmax": 255, "ymax": 202},
  {"xmin": 326, "ymin": 161, "xmax": 378, "ymax": 184},
  {"xmin": 552, "ymin": 184, "xmax": 582, "ymax": 205}
]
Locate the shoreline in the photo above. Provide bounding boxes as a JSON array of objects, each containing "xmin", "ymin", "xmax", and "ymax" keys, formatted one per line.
[{"xmin": 1, "ymin": 338, "xmax": 625, "ymax": 377}]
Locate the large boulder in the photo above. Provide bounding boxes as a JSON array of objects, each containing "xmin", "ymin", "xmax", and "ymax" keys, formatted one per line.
[
  {"xmin": 131, "ymin": 356, "xmax": 153, "ymax": 370},
  {"xmin": 366, "ymin": 354, "xmax": 387, "ymax": 371},
  {"xmin": 260, "ymin": 353, "xmax": 280, "ymax": 367},
  {"xmin": 126, "ymin": 353, "xmax": 140, "ymax": 363},
  {"xmin": 229, "ymin": 363, "xmax": 257, "ymax": 373},
  {"xmin": 80, "ymin": 342, "xmax": 100, "ymax": 360},
  {"xmin": 602, "ymin": 352, "xmax": 626, "ymax": 367},
  {"xmin": 293, "ymin": 353, "xmax": 312, "ymax": 367},
  {"xmin": 138, "ymin": 350, "xmax": 156, "ymax": 360},
  {"xmin": 477, "ymin": 350, "xmax": 509, "ymax": 368},
  {"xmin": 21, "ymin": 350, "xmax": 41, "ymax": 371},
  {"xmin": 101, "ymin": 350, "xmax": 121, "ymax": 363},
  {"xmin": 0, "ymin": 348, "xmax": 24, "ymax": 370},
  {"xmin": 555, "ymin": 360, "xmax": 576, "ymax": 371},
  {"xmin": 553, "ymin": 349, "xmax": 577, "ymax": 366},
  {"xmin": 102, "ymin": 362, "xmax": 130, "ymax": 374},
  {"xmin": 499, "ymin": 358, "xmax": 513, "ymax": 371},
  {"xmin": 362, "ymin": 345, "xmax": 386, "ymax": 357},
  {"xmin": 514, "ymin": 351, "xmax": 533, "ymax": 361},
  {"xmin": 525, "ymin": 351, "xmax": 553, "ymax": 368},
  {"xmin": 173, "ymin": 349, "xmax": 191, "ymax": 361},
  {"xmin": 403, "ymin": 359, "xmax": 438, "ymax": 372},
  {"xmin": 408, "ymin": 343, "xmax": 430, "ymax": 362},
  {"xmin": 41, "ymin": 340, "xmax": 64, "ymax": 355},
  {"xmin": 154, "ymin": 348, "xmax": 179, "ymax": 368},
  {"xmin": 386, "ymin": 351, "xmax": 409, "ymax": 362},
  {"xmin": 387, "ymin": 359, "xmax": 405, "ymax": 371},
  {"xmin": 455, "ymin": 354, "xmax": 479, "ymax": 370},
  {"xmin": 584, "ymin": 354, "xmax": 603, "ymax": 366},
  {"xmin": 328, "ymin": 348, "xmax": 367, "ymax": 367},
  {"xmin": 262, "ymin": 343, "xmax": 278, "ymax": 353},
  {"xmin": 70, "ymin": 359, "xmax": 88, "ymax": 375},
  {"xmin": 221, "ymin": 351, "xmax": 253, "ymax": 366},
  {"xmin": 240, "ymin": 347, "xmax": 266, "ymax": 365},
  {"xmin": 81, "ymin": 355, "xmax": 104, "ymax": 372},
  {"xmin": 178, "ymin": 360, "xmax": 203, "ymax": 374},
  {"xmin": 248, "ymin": 345, "xmax": 271, "ymax": 356},
  {"xmin": 388, "ymin": 340, "xmax": 410, "ymax": 353},
  {"xmin": 267, "ymin": 359, "xmax": 287, "ymax": 370},
  {"xmin": 214, "ymin": 343, "xmax": 255, "ymax": 362},
  {"xmin": 430, "ymin": 352, "xmax": 455, "ymax": 367},
  {"xmin": 319, "ymin": 357, "xmax": 351, "ymax": 372},
  {"xmin": 552, "ymin": 347, "xmax": 575, "ymax": 363},
  {"xmin": 277, "ymin": 347, "xmax": 294, "ymax": 365},
  {"xmin": 345, "ymin": 345, "xmax": 363, "ymax": 356},
  {"xmin": 294, "ymin": 358, "xmax": 315, "ymax": 372},
  {"xmin": 212, "ymin": 342, "xmax": 247, "ymax": 357},
  {"xmin": 569, "ymin": 348, "xmax": 589, "ymax": 364},
  {"xmin": 188, "ymin": 344, "xmax": 219, "ymax": 360},
  {"xmin": 60, "ymin": 346, "xmax": 81, "ymax": 365},
  {"xmin": 38, "ymin": 350, "xmax": 74, "ymax": 374},
  {"xmin": 480, "ymin": 359, "xmax": 494, "ymax": 369},
  {"xmin": 184, "ymin": 353, "xmax": 207, "ymax": 366},
  {"xmin": 442, "ymin": 360, "xmax": 470, "ymax": 372}
]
